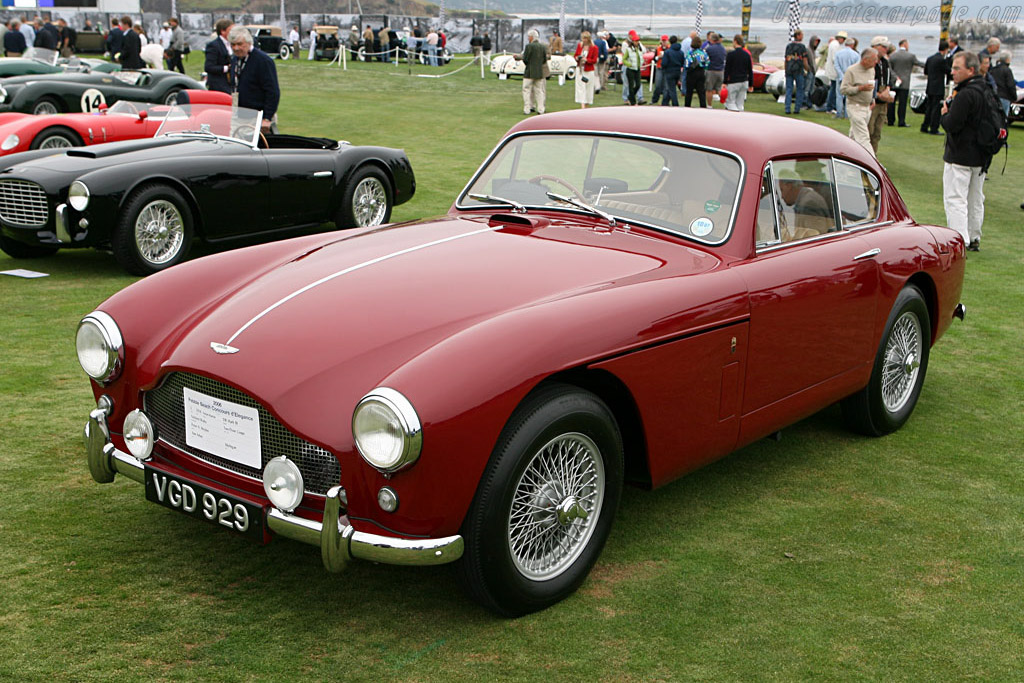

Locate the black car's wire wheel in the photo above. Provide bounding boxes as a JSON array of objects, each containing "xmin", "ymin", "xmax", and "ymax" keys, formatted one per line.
[
  {"xmin": 457, "ymin": 383, "xmax": 623, "ymax": 616},
  {"xmin": 30, "ymin": 126, "xmax": 83, "ymax": 150},
  {"xmin": 336, "ymin": 166, "xmax": 392, "ymax": 229},
  {"xmin": 32, "ymin": 97, "xmax": 62, "ymax": 115},
  {"xmin": 113, "ymin": 184, "xmax": 194, "ymax": 276},
  {"xmin": 162, "ymin": 88, "xmax": 183, "ymax": 106}
]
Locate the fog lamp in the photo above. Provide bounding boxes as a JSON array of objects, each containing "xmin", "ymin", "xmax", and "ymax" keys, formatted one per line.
[
  {"xmin": 1, "ymin": 134, "xmax": 19, "ymax": 151},
  {"xmin": 377, "ymin": 486, "xmax": 399, "ymax": 513},
  {"xmin": 123, "ymin": 409, "xmax": 154, "ymax": 460},
  {"xmin": 263, "ymin": 456, "xmax": 304, "ymax": 512}
]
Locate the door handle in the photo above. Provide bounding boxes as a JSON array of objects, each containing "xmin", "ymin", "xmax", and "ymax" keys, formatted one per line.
[
  {"xmin": 853, "ymin": 248, "xmax": 880, "ymax": 261},
  {"xmin": 313, "ymin": 171, "xmax": 332, "ymax": 178}
]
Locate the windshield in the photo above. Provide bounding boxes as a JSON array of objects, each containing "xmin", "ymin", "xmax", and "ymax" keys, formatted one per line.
[
  {"xmin": 155, "ymin": 105, "xmax": 263, "ymax": 146},
  {"xmin": 459, "ymin": 133, "xmax": 743, "ymax": 244},
  {"xmin": 26, "ymin": 47, "xmax": 58, "ymax": 65}
]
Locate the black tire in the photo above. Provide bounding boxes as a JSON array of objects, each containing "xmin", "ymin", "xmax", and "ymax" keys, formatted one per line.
[
  {"xmin": 32, "ymin": 96, "xmax": 63, "ymax": 115},
  {"xmin": 457, "ymin": 383, "xmax": 624, "ymax": 616},
  {"xmin": 30, "ymin": 126, "xmax": 83, "ymax": 150},
  {"xmin": 278, "ymin": 44, "xmax": 291, "ymax": 60},
  {"xmin": 842, "ymin": 285, "xmax": 931, "ymax": 436},
  {"xmin": 162, "ymin": 87, "xmax": 183, "ymax": 106},
  {"xmin": 565, "ymin": 65, "xmax": 576, "ymax": 80},
  {"xmin": 112, "ymin": 184, "xmax": 193, "ymax": 276},
  {"xmin": 0, "ymin": 233, "xmax": 58, "ymax": 259},
  {"xmin": 357, "ymin": 46, "xmax": 367, "ymax": 62},
  {"xmin": 334, "ymin": 166, "xmax": 392, "ymax": 229}
]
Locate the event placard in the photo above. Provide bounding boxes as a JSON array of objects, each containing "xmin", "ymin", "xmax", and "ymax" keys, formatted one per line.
[{"xmin": 183, "ymin": 387, "xmax": 261, "ymax": 468}]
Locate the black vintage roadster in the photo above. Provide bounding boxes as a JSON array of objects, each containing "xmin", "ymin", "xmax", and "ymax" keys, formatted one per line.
[{"xmin": 0, "ymin": 104, "xmax": 415, "ymax": 275}]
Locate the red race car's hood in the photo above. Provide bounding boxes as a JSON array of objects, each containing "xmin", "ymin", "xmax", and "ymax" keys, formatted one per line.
[{"xmin": 116, "ymin": 214, "xmax": 719, "ymax": 410}]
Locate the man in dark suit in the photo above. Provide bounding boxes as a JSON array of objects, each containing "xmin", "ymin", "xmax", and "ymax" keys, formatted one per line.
[
  {"xmin": 921, "ymin": 40, "xmax": 949, "ymax": 135},
  {"xmin": 105, "ymin": 18, "xmax": 123, "ymax": 58},
  {"xmin": 204, "ymin": 18, "xmax": 233, "ymax": 94},
  {"xmin": 888, "ymin": 39, "xmax": 923, "ymax": 126},
  {"xmin": 229, "ymin": 25, "xmax": 280, "ymax": 132},
  {"xmin": 118, "ymin": 15, "xmax": 144, "ymax": 69}
]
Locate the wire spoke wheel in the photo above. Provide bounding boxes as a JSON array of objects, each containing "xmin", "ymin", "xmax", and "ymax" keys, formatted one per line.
[
  {"xmin": 33, "ymin": 100, "xmax": 59, "ymax": 115},
  {"xmin": 880, "ymin": 311, "xmax": 922, "ymax": 413},
  {"xmin": 352, "ymin": 176, "xmax": 388, "ymax": 226},
  {"xmin": 134, "ymin": 200, "xmax": 185, "ymax": 265},
  {"xmin": 39, "ymin": 135, "xmax": 73, "ymax": 149},
  {"xmin": 507, "ymin": 432, "xmax": 605, "ymax": 581}
]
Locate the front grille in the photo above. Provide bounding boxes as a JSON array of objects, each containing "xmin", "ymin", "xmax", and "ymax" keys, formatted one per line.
[
  {"xmin": 144, "ymin": 372, "xmax": 340, "ymax": 495},
  {"xmin": 0, "ymin": 180, "xmax": 49, "ymax": 226}
]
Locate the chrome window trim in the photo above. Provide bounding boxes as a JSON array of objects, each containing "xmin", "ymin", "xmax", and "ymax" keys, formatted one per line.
[
  {"xmin": 453, "ymin": 129, "xmax": 747, "ymax": 247},
  {"xmin": 832, "ymin": 158, "xmax": 882, "ymax": 228},
  {"xmin": 754, "ymin": 160, "xmax": 782, "ymax": 249},
  {"xmin": 847, "ymin": 220, "xmax": 894, "ymax": 232}
]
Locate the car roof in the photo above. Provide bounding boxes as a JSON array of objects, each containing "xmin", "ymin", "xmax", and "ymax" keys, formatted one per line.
[{"xmin": 507, "ymin": 108, "xmax": 880, "ymax": 172}]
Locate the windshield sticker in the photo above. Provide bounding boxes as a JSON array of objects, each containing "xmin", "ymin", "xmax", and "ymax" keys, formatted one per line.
[
  {"xmin": 704, "ymin": 199, "xmax": 721, "ymax": 214},
  {"xmin": 690, "ymin": 217, "xmax": 714, "ymax": 236}
]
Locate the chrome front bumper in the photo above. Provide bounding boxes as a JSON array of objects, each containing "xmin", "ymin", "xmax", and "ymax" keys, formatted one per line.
[{"xmin": 84, "ymin": 406, "xmax": 464, "ymax": 572}]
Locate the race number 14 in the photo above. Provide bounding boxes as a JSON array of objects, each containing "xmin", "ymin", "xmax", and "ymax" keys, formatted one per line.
[{"xmin": 80, "ymin": 88, "xmax": 106, "ymax": 113}]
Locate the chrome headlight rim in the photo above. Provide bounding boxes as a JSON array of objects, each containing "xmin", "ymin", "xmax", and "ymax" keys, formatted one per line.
[
  {"xmin": 122, "ymin": 409, "xmax": 155, "ymax": 460},
  {"xmin": 262, "ymin": 455, "xmax": 305, "ymax": 512},
  {"xmin": 69, "ymin": 180, "xmax": 90, "ymax": 211},
  {"xmin": 352, "ymin": 387, "xmax": 422, "ymax": 474},
  {"xmin": 76, "ymin": 311, "xmax": 124, "ymax": 384}
]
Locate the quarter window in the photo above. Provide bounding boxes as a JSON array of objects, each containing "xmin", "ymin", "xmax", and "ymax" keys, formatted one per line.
[
  {"xmin": 833, "ymin": 160, "xmax": 881, "ymax": 226},
  {"xmin": 769, "ymin": 158, "xmax": 838, "ymax": 242}
]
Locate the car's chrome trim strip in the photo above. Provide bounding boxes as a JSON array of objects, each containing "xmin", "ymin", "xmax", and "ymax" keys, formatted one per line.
[{"xmin": 222, "ymin": 226, "xmax": 500, "ymax": 347}]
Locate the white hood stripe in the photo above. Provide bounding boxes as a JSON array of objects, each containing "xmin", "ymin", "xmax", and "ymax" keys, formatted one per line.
[{"xmin": 223, "ymin": 226, "xmax": 500, "ymax": 347}]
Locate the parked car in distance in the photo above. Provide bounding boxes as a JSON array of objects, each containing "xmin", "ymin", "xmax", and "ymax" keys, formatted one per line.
[
  {"xmin": 0, "ymin": 103, "xmax": 414, "ymax": 274},
  {"xmin": 490, "ymin": 52, "xmax": 577, "ymax": 79},
  {"xmin": 245, "ymin": 25, "xmax": 293, "ymax": 60},
  {"xmin": 0, "ymin": 48, "xmax": 120, "ymax": 77},
  {"xmin": 0, "ymin": 89, "xmax": 230, "ymax": 154},
  {"xmin": 0, "ymin": 68, "xmax": 205, "ymax": 115},
  {"xmin": 312, "ymin": 25, "xmax": 341, "ymax": 61},
  {"xmin": 79, "ymin": 108, "xmax": 964, "ymax": 616}
]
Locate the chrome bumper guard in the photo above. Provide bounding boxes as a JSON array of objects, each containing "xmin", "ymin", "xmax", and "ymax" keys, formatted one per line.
[{"xmin": 84, "ymin": 407, "xmax": 464, "ymax": 572}]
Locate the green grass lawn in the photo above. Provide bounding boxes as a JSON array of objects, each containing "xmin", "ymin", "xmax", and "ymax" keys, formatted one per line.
[{"xmin": 1, "ymin": 55, "xmax": 1022, "ymax": 680}]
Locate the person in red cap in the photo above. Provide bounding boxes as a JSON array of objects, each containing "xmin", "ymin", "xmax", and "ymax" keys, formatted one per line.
[
  {"xmin": 621, "ymin": 32, "xmax": 645, "ymax": 105},
  {"xmin": 651, "ymin": 35, "xmax": 670, "ymax": 104}
]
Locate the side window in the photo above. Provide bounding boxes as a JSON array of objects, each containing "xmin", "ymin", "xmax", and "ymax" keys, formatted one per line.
[
  {"xmin": 833, "ymin": 160, "xmax": 881, "ymax": 227},
  {"xmin": 755, "ymin": 166, "xmax": 779, "ymax": 246},
  {"xmin": 770, "ymin": 158, "xmax": 838, "ymax": 242}
]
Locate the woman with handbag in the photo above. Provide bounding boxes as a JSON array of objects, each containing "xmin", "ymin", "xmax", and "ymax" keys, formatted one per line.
[{"xmin": 574, "ymin": 32, "xmax": 599, "ymax": 108}]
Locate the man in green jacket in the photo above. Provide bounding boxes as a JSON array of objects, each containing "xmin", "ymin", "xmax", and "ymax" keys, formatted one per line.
[{"xmin": 517, "ymin": 29, "xmax": 548, "ymax": 115}]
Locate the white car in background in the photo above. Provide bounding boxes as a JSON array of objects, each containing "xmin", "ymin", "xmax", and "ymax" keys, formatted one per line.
[{"xmin": 490, "ymin": 52, "xmax": 577, "ymax": 79}]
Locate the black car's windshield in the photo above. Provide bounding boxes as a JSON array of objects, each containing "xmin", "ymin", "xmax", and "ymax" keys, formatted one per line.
[
  {"xmin": 26, "ymin": 47, "xmax": 58, "ymax": 65},
  {"xmin": 458, "ymin": 132, "xmax": 743, "ymax": 244},
  {"xmin": 156, "ymin": 105, "xmax": 263, "ymax": 147}
]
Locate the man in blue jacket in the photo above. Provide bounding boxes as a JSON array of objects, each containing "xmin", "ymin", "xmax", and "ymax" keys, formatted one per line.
[
  {"xmin": 229, "ymin": 25, "xmax": 280, "ymax": 133},
  {"xmin": 205, "ymin": 18, "xmax": 233, "ymax": 94},
  {"xmin": 660, "ymin": 36, "xmax": 684, "ymax": 107}
]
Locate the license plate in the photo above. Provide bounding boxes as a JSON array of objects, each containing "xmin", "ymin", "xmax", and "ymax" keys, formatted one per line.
[{"xmin": 144, "ymin": 466, "xmax": 265, "ymax": 542}]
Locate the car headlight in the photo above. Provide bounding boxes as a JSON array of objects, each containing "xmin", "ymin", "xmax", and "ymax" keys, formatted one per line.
[
  {"xmin": 262, "ymin": 456, "xmax": 304, "ymax": 512},
  {"xmin": 352, "ymin": 388, "xmax": 422, "ymax": 473},
  {"xmin": 123, "ymin": 409, "xmax": 155, "ymax": 460},
  {"xmin": 76, "ymin": 311, "xmax": 123, "ymax": 383},
  {"xmin": 1, "ymin": 134, "xmax": 19, "ymax": 151},
  {"xmin": 69, "ymin": 180, "xmax": 90, "ymax": 211}
]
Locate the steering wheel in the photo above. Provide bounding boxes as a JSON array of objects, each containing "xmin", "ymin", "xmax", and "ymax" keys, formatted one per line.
[
  {"xmin": 258, "ymin": 131, "xmax": 269, "ymax": 149},
  {"xmin": 528, "ymin": 174, "xmax": 586, "ymax": 202},
  {"xmin": 232, "ymin": 124, "xmax": 256, "ymax": 141},
  {"xmin": 119, "ymin": 101, "xmax": 139, "ymax": 117}
]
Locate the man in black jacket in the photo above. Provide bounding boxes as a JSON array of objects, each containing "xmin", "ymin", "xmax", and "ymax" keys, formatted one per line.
[
  {"xmin": 229, "ymin": 25, "xmax": 280, "ymax": 133},
  {"xmin": 205, "ymin": 18, "xmax": 233, "ymax": 93},
  {"xmin": 941, "ymin": 51, "xmax": 989, "ymax": 251},
  {"xmin": 118, "ymin": 16, "xmax": 144, "ymax": 69},
  {"xmin": 921, "ymin": 40, "xmax": 949, "ymax": 134}
]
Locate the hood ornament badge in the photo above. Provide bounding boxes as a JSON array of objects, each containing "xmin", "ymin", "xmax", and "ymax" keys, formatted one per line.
[{"xmin": 210, "ymin": 342, "xmax": 239, "ymax": 355}]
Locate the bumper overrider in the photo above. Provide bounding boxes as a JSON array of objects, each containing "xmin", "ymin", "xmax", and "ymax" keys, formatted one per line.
[{"xmin": 84, "ymin": 404, "xmax": 464, "ymax": 571}]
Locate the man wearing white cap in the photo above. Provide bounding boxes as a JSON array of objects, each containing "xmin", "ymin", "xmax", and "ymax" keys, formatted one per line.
[{"xmin": 824, "ymin": 30, "xmax": 847, "ymax": 113}]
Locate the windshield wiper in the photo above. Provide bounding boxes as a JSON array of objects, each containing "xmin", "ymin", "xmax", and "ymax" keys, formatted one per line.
[
  {"xmin": 468, "ymin": 193, "xmax": 527, "ymax": 214},
  {"xmin": 546, "ymin": 191, "xmax": 617, "ymax": 227}
]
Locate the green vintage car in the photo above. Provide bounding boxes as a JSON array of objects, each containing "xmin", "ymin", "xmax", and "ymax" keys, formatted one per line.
[
  {"xmin": 0, "ymin": 68, "xmax": 203, "ymax": 115},
  {"xmin": 0, "ymin": 48, "xmax": 120, "ymax": 78}
]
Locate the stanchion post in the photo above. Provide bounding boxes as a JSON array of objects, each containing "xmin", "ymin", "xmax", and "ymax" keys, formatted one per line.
[{"xmin": 342, "ymin": 45, "xmax": 347, "ymax": 70}]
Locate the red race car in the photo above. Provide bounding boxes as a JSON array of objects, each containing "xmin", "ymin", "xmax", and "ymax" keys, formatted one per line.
[
  {"xmin": 80, "ymin": 108, "xmax": 965, "ymax": 616},
  {"xmin": 0, "ymin": 89, "xmax": 230, "ymax": 154}
]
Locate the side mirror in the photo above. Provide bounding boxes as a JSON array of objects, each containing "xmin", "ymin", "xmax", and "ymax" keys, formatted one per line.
[{"xmin": 138, "ymin": 110, "xmax": 148, "ymax": 121}]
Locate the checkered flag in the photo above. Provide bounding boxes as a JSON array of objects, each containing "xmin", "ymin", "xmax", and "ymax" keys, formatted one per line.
[
  {"xmin": 559, "ymin": 0, "xmax": 567, "ymax": 40},
  {"xmin": 695, "ymin": 0, "xmax": 704, "ymax": 32},
  {"xmin": 788, "ymin": 0, "xmax": 801, "ymax": 40}
]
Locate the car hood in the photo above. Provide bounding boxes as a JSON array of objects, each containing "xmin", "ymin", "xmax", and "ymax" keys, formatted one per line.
[{"xmin": 117, "ymin": 214, "xmax": 722, "ymax": 412}]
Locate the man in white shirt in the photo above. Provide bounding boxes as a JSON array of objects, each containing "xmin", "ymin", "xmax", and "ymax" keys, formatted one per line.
[
  {"xmin": 158, "ymin": 22, "xmax": 172, "ymax": 50},
  {"xmin": 824, "ymin": 29, "xmax": 847, "ymax": 113},
  {"xmin": 426, "ymin": 28, "xmax": 438, "ymax": 66}
]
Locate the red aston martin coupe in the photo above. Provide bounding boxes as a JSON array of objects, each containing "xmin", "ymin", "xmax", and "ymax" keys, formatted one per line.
[{"xmin": 79, "ymin": 108, "xmax": 965, "ymax": 616}]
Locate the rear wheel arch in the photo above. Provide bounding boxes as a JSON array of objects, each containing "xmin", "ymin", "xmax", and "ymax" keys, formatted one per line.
[{"xmin": 904, "ymin": 272, "xmax": 939, "ymax": 344}]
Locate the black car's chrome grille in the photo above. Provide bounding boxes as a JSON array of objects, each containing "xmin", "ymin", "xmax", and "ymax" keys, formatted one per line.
[
  {"xmin": 0, "ymin": 180, "xmax": 48, "ymax": 226},
  {"xmin": 144, "ymin": 372, "xmax": 340, "ymax": 496}
]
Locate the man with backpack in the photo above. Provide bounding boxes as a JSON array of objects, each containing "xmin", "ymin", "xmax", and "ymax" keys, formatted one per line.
[{"xmin": 941, "ymin": 51, "xmax": 1005, "ymax": 252}]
